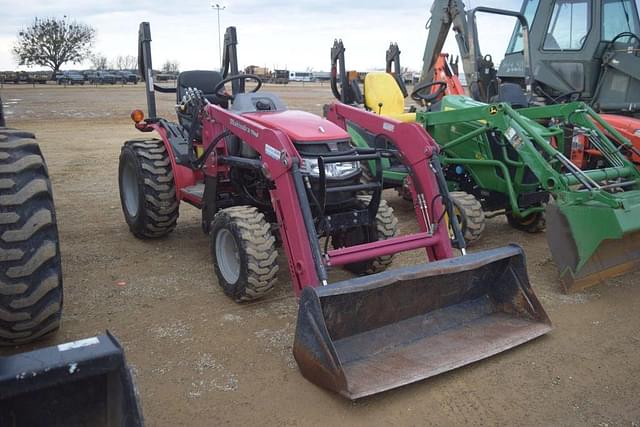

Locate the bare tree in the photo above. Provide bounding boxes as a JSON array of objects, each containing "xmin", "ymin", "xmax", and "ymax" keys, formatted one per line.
[
  {"xmin": 125, "ymin": 55, "xmax": 138, "ymax": 70},
  {"xmin": 13, "ymin": 16, "xmax": 95, "ymax": 75},
  {"xmin": 90, "ymin": 53, "xmax": 108, "ymax": 70},
  {"xmin": 162, "ymin": 60, "xmax": 180, "ymax": 73},
  {"xmin": 114, "ymin": 54, "xmax": 137, "ymax": 70}
]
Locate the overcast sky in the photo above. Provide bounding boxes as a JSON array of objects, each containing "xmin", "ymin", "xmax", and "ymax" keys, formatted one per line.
[{"xmin": 1, "ymin": 0, "xmax": 638, "ymax": 72}]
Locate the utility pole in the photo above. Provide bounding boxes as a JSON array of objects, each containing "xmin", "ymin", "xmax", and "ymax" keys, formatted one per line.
[{"xmin": 211, "ymin": 2, "xmax": 226, "ymax": 68}]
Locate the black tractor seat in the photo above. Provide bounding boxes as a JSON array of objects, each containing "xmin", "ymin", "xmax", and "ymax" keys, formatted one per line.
[{"xmin": 176, "ymin": 70, "xmax": 228, "ymax": 136}]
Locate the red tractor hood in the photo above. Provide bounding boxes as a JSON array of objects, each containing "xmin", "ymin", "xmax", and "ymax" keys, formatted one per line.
[{"xmin": 244, "ymin": 110, "xmax": 349, "ymax": 142}]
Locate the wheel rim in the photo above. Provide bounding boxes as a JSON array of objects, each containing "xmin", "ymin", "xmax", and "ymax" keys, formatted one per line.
[
  {"xmin": 216, "ymin": 229, "xmax": 241, "ymax": 284},
  {"xmin": 517, "ymin": 214, "xmax": 537, "ymax": 226},
  {"xmin": 122, "ymin": 162, "xmax": 140, "ymax": 217}
]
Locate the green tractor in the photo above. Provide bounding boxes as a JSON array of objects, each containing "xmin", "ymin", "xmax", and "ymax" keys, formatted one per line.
[
  {"xmin": 330, "ymin": 41, "xmax": 486, "ymax": 245},
  {"xmin": 330, "ymin": 40, "xmax": 640, "ymax": 293}
]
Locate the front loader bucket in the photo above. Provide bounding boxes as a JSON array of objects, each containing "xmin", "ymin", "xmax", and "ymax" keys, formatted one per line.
[
  {"xmin": 0, "ymin": 332, "xmax": 143, "ymax": 426},
  {"xmin": 293, "ymin": 245, "xmax": 551, "ymax": 399},
  {"xmin": 546, "ymin": 202, "xmax": 640, "ymax": 293}
]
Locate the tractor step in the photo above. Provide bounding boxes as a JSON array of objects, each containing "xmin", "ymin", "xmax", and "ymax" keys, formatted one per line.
[{"xmin": 181, "ymin": 183, "xmax": 204, "ymax": 206}]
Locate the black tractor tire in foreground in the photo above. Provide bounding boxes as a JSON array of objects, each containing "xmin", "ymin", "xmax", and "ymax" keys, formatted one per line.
[
  {"xmin": 506, "ymin": 209, "xmax": 546, "ymax": 233},
  {"xmin": 210, "ymin": 206, "xmax": 279, "ymax": 302},
  {"xmin": 333, "ymin": 196, "xmax": 398, "ymax": 275},
  {"xmin": 450, "ymin": 191, "xmax": 486, "ymax": 244},
  {"xmin": 0, "ymin": 129, "xmax": 63, "ymax": 345},
  {"xmin": 118, "ymin": 139, "xmax": 179, "ymax": 238}
]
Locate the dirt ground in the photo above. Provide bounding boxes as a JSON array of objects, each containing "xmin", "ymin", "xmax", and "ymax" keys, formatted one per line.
[{"xmin": 1, "ymin": 83, "xmax": 639, "ymax": 426}]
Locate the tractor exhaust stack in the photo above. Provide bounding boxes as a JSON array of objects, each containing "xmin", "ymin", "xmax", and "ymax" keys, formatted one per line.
[{"xmin": 293, "ymin": 245, "xmax": 551, "ymax": 399}]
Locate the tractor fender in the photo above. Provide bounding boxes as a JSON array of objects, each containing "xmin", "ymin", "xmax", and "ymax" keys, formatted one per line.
[{"xmin": 146, "ymin": 122, "xmax": 199, "ymax": 198}]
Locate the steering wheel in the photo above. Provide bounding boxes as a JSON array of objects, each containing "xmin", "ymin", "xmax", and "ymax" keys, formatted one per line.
[
  {"xmin": 549, "ymin": 90, "xmax": 582, "ymax": 104},
  {"xmin": 610, "ymin": 32, "xmax": 640, "ymax": 47},
  {"xmin": 410, "ymin": 80, "xmax": 448, "ymax": 103},
  {"xmin": 214, "ymin": 74, "xmax": 262, "ymax": 101}
]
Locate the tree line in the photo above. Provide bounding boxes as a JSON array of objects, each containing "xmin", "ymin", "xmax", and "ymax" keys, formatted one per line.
[{"xmin": 12, "ymin": 16, "xmax": 179, "ymax": 74}]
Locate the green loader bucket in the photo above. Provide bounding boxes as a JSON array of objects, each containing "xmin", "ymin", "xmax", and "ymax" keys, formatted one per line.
[
  {"xmin": 546, "ymin": 200, "xmax": 640, "ymax": 293},
  {"xmin": 293, "ymin": 245, "xmax": 551, "ymax": 399},
  {"xmin": 0, "ymin": 332, "xmax": 143, "ymax": 426}
]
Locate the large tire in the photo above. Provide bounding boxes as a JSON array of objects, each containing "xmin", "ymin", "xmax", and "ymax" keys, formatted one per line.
[
  {"xmin": 332, "ymin": 196, "xmax": 398, "ymax": 275},
  {"xmin": 0, "ymin": 129, "xmax": 63, "ymax": 345},
  {"xmin": 506, "ymin": 210, "xmax": 546, "ymax": 233},
  {"xmin": 210, "ymin": 206, "xmax": 279, "ymax": 302},
  {"xmin": 450, "ymin": 191, "xmax": 486, "ymax": 244},
  {"xmin": 118, "ymin": 139, "xmax": 179, "ymax": 238}
]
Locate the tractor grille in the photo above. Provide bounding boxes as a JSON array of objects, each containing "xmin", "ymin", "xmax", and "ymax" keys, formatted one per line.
[{"xmin": 294, "ymin": 139, "xmax": 364, "ymax": 208}]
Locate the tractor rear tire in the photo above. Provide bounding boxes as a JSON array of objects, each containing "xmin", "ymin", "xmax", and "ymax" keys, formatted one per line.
[
  {"xmin": 450, "ymin": 191, "xmax": 485, "ymax": 244},
  {"xmin": 395, "ymin": 181, "xmax": 413, "ymax": 202},
  {"xmin": 333, "ymin": 196, "xmax": 398, "ymax": 275},
  {"xmin": 506, "ymin": 210, "xmax": 546, "ymax": 233},
  {"xmin": 0, "ymin": 129, "xmax": 63, "ymax": 345},
  {"xmin": 118, "ymin": 139, "xmax": 179, "ymax": 238},
  {"xmin": 210, "ymin": 206, "xmax": 279, "ymax": 302}
]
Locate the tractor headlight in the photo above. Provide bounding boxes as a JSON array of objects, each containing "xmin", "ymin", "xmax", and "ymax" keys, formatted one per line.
[
  {"xmin": 634, "ymin": 129, "xmax": 640, "ymax": 138},
  {"xmin": 301, "ymin": 157, "xmax": 360, "ymax": 178}
]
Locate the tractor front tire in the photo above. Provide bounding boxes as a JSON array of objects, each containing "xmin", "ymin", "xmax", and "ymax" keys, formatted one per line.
[
  {"xmin": 118, "ymin": 139, "xmax": 179, "ymax": 238},
  {"xmin": 450, "ymin": 191, "xmax": 486, "ymax": 244},
  {"xmin": 506, "ymin": 210, "xmax": 546, "ymax": 233},
  {"xmin": 333, "ymin": 197, "xmax": 398, "ymax": 275},
  {"xmin": 0, "ymin": 130, "xmax": 63, "ymax": 345},
  {"xmin": 210, "ymin": 206, "xmax": 279, "ymax": 302}
]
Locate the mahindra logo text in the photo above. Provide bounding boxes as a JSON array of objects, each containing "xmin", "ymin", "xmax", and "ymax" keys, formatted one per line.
[{"xmin": 229, "ymin": 118, "xmax": 259, "ymax": 138}]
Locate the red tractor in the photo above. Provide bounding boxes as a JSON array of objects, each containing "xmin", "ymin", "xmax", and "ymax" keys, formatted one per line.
[{"xmin": 118, "ymin": 22, "xmax": 550, "ymax": 399}]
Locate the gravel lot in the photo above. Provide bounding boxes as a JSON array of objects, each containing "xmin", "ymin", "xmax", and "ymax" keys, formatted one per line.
[{"xmin": 1, "ymin": 83, "xmax": 639, "ymax": 426}]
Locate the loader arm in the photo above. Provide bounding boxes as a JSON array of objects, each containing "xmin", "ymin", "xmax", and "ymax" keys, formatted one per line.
[
  {"xmin": 199, "ymin": 104, "xmax": 324, "ymax": 293},
  {"xmin": 421, "ymin": 2, "xmax": 534, "ymax": 102},
  {"xmin": 385, "ymin": 43, "xmax": 408, "ymax": 97},
  {"xmin": 420, "ymin": 0, "xmax": 472, "ymax": 86},
  {"xmin": 325, "ymin": 102, "xmax": 456, "ymax": 261},
  {"xmin": 199, "ymin": 102, "xmax": 458, "ymax": 294}
]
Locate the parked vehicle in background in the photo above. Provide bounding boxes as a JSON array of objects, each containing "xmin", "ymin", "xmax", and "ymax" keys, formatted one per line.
[
  {"xmin": 0, "ymin": 71, "xmax": 50, "ymax": 84},
  {"xmin": 155, "ymin": 71, "xmax": 178, "ymax": 81},
  {"xmin": 30, "ymin": 71, "xmax": 50, "ymax": 84},
  {"xmin": 0, "ymin": 71, "xmax": 18, "ymax": 83},
  {"xmin": 271, "ymin": 69, "xmax": 289, "ymax": 84},
  {"xmin": 116, "ymin": 70, "xmax": 139, "ymax": 84},
  {"xmin": 86, "ymin": 70, "xmax": 120, "ymax": 84},
  {"xmin": 15, "ymin": 71, "xmax": 33, "ymax": 84},
  {"xmin": 289, "ymin": 71, "xmax": 314, "ymax": 82},
  {"xmin": 56, "ymin": 71, "xmax": 85, "ymax": 85},
  {"xmin": 245, "ymin": 65, "xmax": 271, "ymax": 81},
  {"xmin": 312, "ymin": 71, "xmax": 331, "ymax": 82}
]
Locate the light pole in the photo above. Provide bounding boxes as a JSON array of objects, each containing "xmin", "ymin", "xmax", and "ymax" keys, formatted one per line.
[{"xmin": 211, "ymin": 2, "xmax": 226, "ymax": 68}]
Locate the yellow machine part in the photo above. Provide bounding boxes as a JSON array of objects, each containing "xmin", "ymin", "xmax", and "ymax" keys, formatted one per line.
[{"xmin": 363, "ymin": 72, "xmax": 416, "ymax": 122}]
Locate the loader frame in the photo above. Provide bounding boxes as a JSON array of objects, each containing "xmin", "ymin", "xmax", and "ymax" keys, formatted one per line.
[{"xmin": 416, "ymin": 100, "xmax": 640, "ymax": 212}]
